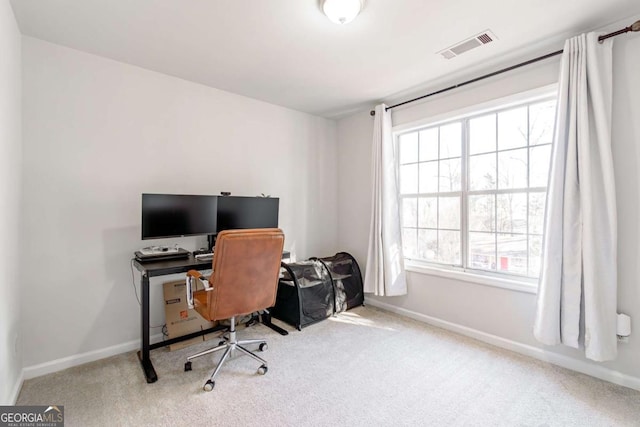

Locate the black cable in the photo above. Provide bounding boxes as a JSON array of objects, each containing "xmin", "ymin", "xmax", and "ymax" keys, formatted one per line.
[
  {"xmin": 130, "ymin": 258, "xmax": 166, "ymax": 329},
  {"xmin": 130, "ymin": 258, "xmax": 142, "ymax": 305}
]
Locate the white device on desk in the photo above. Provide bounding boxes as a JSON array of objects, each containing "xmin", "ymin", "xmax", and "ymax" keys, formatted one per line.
[
  {"xmin": 195, "ymin": 252, "xmax": 214, "ymax": 261},
  {"xmin": 135, "ymin": 246, "xmax": 190, "ymax": 262},
  {"xmin": 193, "ymin": 246, "xmax": 214, "ymax": 261},
  {"xmin": 139, "ymin": 245, "xmax": 180, "ymax": 255}
]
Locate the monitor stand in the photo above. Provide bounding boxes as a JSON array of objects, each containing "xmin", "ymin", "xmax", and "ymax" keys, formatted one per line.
[{"xmin": 207, "ymin": 234, "xmax": 216, "ymax": 252}]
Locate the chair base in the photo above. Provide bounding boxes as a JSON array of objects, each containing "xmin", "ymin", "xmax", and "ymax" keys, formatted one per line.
[{"xmin": 184, "ymin": 317, "xmax": 269, "ymax": 391}]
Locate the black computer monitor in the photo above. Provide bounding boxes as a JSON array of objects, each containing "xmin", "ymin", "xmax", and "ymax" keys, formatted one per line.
[
  {"xmin": 216, "ymin": 196, "xmax": 279, "ymax": 232},
  {"xmin": 141, "ymin": 194, "xmax": 218, "ymax": 240}
]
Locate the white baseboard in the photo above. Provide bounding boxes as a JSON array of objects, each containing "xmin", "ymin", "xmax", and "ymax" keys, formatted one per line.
[
  {"xmin": 23, "ymin": 333, "xmax": 164, "ymax": 380},
  {"xmin": 365, "ymin": 298, "xmax": 640, "ymax": 392},
  {"xmin": 8, "ymin": 369, "xmax": 24, "ymax": 404}
]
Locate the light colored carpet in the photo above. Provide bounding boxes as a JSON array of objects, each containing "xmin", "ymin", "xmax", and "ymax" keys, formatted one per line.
[{"xmin": 17, "ymin": 306, "xmax": 640, "ymax": 426}]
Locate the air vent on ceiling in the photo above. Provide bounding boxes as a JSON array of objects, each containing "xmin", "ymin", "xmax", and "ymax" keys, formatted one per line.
[{"xmin": 438, "ymin": 30, "xmax": 497, "ymax": 60}]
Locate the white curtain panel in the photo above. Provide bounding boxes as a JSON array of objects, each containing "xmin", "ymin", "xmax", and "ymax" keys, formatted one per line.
[
  {"xmin": 364, "ymin": 104, "xmax": 407, "ymax": 296},
  {"xmin": 534, "ymin": 33, "xmax": 617, "ymax": 361}
]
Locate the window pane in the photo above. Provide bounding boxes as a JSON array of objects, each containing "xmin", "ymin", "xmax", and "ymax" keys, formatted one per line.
[
  {"xmin": 498, "ymin": 107, "xmax": 528, "ymax": 150},
  {"xmin": 469, "ymin": 153, "xmax": 496, "ymax": 190},
  {"xmin": 399, "ymin": 132, "xmax": 418, "ymax": 164},
  {"xmin": 419, "ymin": 161, "xmax": 438, "ymax": 193},
  {"xmin": 400, "ymin": 164, "xmax": 418, "ymax": 194},
  {"xmin": 418, "ymin": 229, "xmax": 437, "ymax": 261},
  {"xmin": 402, "ymin": 198, "xmax": 417, "ymax": 228},
  {"xmin": 439, "ymin": 197, "xmax": 460, "ymax": 230},
  {"xmin": 440, "ymin": 122, "xmax": 462, "ymax": 158},
  {"xmin": 497, "ymin": 233, "xmax": 528, "ymax": 275},
  {"xmin": 497, "ymin": 193, "xmax": 527, "ymax": 234},
  {"xmin": 498, "ymin": 148, "xmax": 527, "ymax": 189},
  {"xmin": 529, "ymin": 236, "xmax": 543, "ymax": 277},
  {"xmin": 470, "ymin": 114, "xmax": 496, "ymax": 155},
  {"xmin": 529, "ymin": 192, "xmax": 546, "ymax": 234},
  {"xmin": 439, "ymin": 158, "xmax": 461, "ymax": 192},
  {"xmin": 402, "ymin": 228, "xmax": 418, "ymax": 259},
  {"xmin": 530, "ymin": 101, "xmax": 556, "ymax": 145},
  {"xmin": 469, "ymin": 232, "xmax": 496, "ymax": 270},
  {"xmin": 438, "ymin": 230, "xmax": 461, "ymax": 265},
  {"xmin": 399, "ymin": 96, "xmax": 555, "ymax": 280},
  {"xmin": 419, "ymin": 128, "xmax": 439, "ymax": 161},
  {"xmin": 530, "ymin": 145, "xmax": 552, "ymax": 188},
  {"xmin": 418, "ymin": 197, "xmax": 437, "ymax": 228},
  {"xmin": 469, "ymin": 194, "xmax": 495, "ymax": 232}
]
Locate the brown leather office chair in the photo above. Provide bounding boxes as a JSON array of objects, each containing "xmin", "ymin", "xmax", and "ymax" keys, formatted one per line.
[{"xmin": 183, "ymin": 228, "xmax": 285, "ymax": 391}]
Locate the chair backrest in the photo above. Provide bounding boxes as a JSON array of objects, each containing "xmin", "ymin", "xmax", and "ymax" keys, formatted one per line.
[{"xmin": 204, "ymin": 228, "xmax": 285, "ymax": 320}]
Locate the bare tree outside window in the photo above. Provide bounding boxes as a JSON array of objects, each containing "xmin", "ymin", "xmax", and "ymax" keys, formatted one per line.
[{"xmin": 398, "ymin": 97, "xmax": 555, "ymax": 278}]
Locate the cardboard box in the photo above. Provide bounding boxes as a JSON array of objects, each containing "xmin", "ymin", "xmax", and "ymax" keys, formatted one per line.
[{"xmin": 163, "ymin": 279, "xmax": 218, "ymax": 351}]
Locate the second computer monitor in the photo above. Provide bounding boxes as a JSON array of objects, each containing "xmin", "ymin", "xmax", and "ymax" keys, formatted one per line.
[{"xmin": 216, "ymin": 196, "xmax": 279, "ymax": 232}]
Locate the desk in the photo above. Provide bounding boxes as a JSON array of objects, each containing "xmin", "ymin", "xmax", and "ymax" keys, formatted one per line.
[{"xmin": 133, "ymin": 251, "xmax": 290, "ymax": 384}]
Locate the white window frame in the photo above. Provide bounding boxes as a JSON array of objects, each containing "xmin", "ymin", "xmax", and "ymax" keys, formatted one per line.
[{"xmin": 394, "ymin": 85, "xmax": 558, "ymax": 293}]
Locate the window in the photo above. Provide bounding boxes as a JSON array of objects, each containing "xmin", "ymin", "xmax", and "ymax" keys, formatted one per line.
[{"xmin": 398, "ymin": 95, "xmax": 556, "ymax": 279}]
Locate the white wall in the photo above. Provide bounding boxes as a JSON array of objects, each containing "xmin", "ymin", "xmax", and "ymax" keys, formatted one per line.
[
  {"xmin": 338, "ymin": 27, "xmax": 640, "ymax": 383},
  {"xmin": 20, "ymin": 37, "xmax": 338, "ymax": 368},
  {"xmin": 0, "ymin": 1, "xmax": 22, "ymax": 404}
]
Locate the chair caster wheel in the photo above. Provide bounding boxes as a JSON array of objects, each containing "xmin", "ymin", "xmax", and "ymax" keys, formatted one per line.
[
  {"xmin": 184, "ymin": 362, "xmax": 192, "ymax": 372},
  {"xmin": 203, "ymin": 380, "xmax": 215, "ymax": 392},
  {"xmin": 259, "ymin": 343, "xmax": 268, "ymax": 352},
  {"xmin": 219, "ymin": 341, "xmax": 226, "ymax": 346},
  {"xmin": 257, "ymin": 365, "xmax": 268, "ymax": 375}
]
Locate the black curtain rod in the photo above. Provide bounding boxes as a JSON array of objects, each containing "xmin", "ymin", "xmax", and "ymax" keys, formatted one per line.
[{"xmin": 370, "ymin": 20, "xmax": 640, "ymax": 116}]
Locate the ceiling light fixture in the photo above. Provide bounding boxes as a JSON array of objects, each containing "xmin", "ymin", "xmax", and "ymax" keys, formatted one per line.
[{"xmin": 322, "ymin": 0, "xmax": 364, "ymax": 25}]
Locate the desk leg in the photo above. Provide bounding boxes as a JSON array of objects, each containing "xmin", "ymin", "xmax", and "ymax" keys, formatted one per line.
[
  {"xmin": 137, "ymin": 274, "xmax": 158, "ymax": 383},
  {"xmin": 260, "ymin": 311, "xmax": 289, "ymax": 336}
]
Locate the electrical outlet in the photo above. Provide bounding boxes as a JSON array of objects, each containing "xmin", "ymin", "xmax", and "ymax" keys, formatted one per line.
[{"xmin": 617, "ymin": 335, "xmax": 629, "ymax": 344}]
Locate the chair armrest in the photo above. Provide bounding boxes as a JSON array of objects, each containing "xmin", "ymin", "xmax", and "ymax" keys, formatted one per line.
[{"xmin": 185, "ymin": 270, "xmax": 214, "ymax": 309}]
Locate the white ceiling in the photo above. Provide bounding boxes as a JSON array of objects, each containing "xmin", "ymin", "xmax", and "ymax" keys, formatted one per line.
[{"xmin": 9, "ymin": 0, "xmax": 640, "ymax": 118}]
